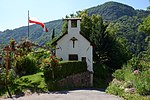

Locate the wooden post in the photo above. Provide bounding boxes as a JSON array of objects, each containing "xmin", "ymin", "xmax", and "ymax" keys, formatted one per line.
[
  {"xmin": 4, "ymin": 46, "xmax": 12, "ymax": 98},
  {"xmin": 5, "ymin": 49, "xmax": 8, "ymax": 84}
]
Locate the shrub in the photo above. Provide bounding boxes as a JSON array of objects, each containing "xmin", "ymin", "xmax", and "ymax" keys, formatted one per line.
[
  {"xmin": 124, "ymin": 69, "xmax": 135, "ymax": 82},
  {"xmin": 15, "ymin": 56, "xmax": 37, "ymax": 76},
  {"xmin": 43, "ymin": 64, "xmax": 54, "ymax": 82},
  {"xmin": 0, "ymin": 68, "xmax": 16, "ymax": 84},
  {"xmin": 42, "ymin": 55, "xmax": 60, "ymax": 82},
  {"xmin": 59, "ymin": 61, "xmax": 87, "ymax": 78},
  {"xmin": 93, "ymin": 63, "xmax": 112, "ymax": 88},
  {"xmin": 0, "ymin": 68, "xmax": 5, "ymax": 86},
  {"xmin": 93, "ymin": 63, "xmax": 111, "ymax": 79},
  {"xmin": 113, "ymin": 69, "xmax": 124, "ymax": 81},
  {"xmin": 107, "ymin": 55, "xmax": 150, "ymax": 99},
  {"xmin": 134, "ymin": 70, "xmax": 150, "ymax": 95},
  {"xmin": 106, "ymin": 82, "xmax": 124, "ymax": 96},
  {"xmin": 0, "ymin": 68, "xmax": 17, "ymax": 96},
  {"xmin": 43, "ymin": 60, "xmax": 87, "ymax": 82},
  {"xmin": 123, "ymin": 81, "xmax": 133, "ymax": 88},
  {"xmin": 43, "ymin": 60, "xmax": 87, "ymax": 91}
]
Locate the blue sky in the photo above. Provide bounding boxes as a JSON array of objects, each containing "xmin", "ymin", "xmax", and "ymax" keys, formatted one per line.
[{"xmin": 0, "ymin": 0, "xmax": 149, "ymax": 31}]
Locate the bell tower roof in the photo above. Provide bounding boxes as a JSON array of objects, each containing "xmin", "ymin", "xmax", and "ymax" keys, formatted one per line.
[{"xmin": 64, "ymin": 18, "xmax": 81, "ymax": 21}]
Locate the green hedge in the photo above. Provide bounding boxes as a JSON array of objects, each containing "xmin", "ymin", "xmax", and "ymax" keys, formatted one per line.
[
  {"xmin": 44, "ymin": 61, "xmax": 87, "ymax": 81},
  {"xmin": 59, "ymin": 61, "xmax": 87, "ymax": 78},
  {"xmin": 43, "ymin": 61, "xmax": 87, "ymax": 91}
]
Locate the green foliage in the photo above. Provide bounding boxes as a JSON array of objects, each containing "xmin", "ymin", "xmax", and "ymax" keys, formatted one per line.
[
  {"xmin": 63, "ymin": 10, "xmax": 131, "ymax": 69},
  {"xmin": 0, "ymin": 72, "xmax": 47, "ymax": 96},
  {"xmin": 0, "ymin": 68, "xmax": 16, "ymax": 84},
  {"xmin": 134, "ymin": 69, "xmax": 150, "ymax": 95},
  {"xmin": 15, "ymin": 56, "xmax": 37, "ymax": 77},
  {"xmin": 43, "ymin": 60, "xmax": 87, "ymax": 82},
  {"xmin": 112, "ymin": 69, "xmax": 124, "ymax": 81},
  {"xmin": 94, "ymin": 63, "xmax": 111, "ymax": 80},
  {"xmin": 61, "ymin": 20, "xmax": 68, "ymax": 33},
  {"xmin": 123, "ymin": 93, "xmax": 150, "ymax": 100},
  {"xmin": 59, "ymin": 61, "xmax": 87, "ymax": 78},
  {"xmin": 42, "ymin": 55, "xmax": 59, "ymax": 82},
  {"xmin": 139, "ymin": 14, "xmax": 150, "ymax": 34},
  {"xmin": 147, "ymin": 6, "xmax": 150, "ymax": 10},
  {"xmin": 43, "ymin": 63, "xmax": 53, "ymax": 82},
  {"xmin": 115, "ymin": 15, "xmax": 148, "ymax": 55},
  {"xmin": 93, "ymin": 63, "xmax": 112, "ymax": 88},
  {"xmin": 106, "ymin": 55, "xmax": 150, "ymax": 99},
  {"xmin": 106, "ymin": 81, "xmax": 124, "ymax": 96},
  {"xmin": 43, "ymin": 60, "xmax": 87, "ymax": 91},
  {"xmin": 11, "ymin": 72, "xmax": 47, "ymax": 94},
  {"xmin": 29, "ymin": 49, "xmax": 50, "ymax": 69},
  {"xmin": 0, "ymin": 68, "xmax": 17, "ymax": 96},
  {"xmin": 88, "ymin": 1, "xmax": 136, "ymax": 21},
  {"xmin": 0, "ymin": 68, "xmax": 6, "ymax": 86}
]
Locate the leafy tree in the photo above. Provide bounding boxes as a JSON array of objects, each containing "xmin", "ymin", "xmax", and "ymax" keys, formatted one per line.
[
  {"xmin": 61, "ymin": 20, "xmax": 68, "ymax": 33},
  {"xmin": 147, "ymin": 0, "xmax": 150, "ymax": 10},
  {"xmin": 115, "ymin": 16, "xmax": 148, "ymax": 55},
  {"xmin": 139, "ymin": 14, "xmax": 150, "ymax": 34},
  {"xmin": 139, "ymin": 14, "xmax": 150, "ymax": 59}
]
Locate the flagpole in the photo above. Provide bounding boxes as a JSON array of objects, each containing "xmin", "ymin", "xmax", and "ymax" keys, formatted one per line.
[{"xmin": 28, "ymin": 10, "xmax": 29, "ymax": 39}]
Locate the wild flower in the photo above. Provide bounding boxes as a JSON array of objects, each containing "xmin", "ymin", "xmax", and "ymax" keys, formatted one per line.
[{"xmin": 133, "ymin": 69, "xmax": 139, "ymax": 75}]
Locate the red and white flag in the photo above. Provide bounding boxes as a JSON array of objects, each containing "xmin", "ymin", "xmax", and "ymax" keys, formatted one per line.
[{"xmin": 29, "ymin": 17, "xmax": 48, "ymax": 32}]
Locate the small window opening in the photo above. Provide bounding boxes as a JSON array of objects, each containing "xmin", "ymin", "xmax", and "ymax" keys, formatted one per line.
[
  {"xmin": 69, "ymin": 54, "xmax": 78, "ymax": 60},
  {"xmin": 82, "ymin": 57, "xmax": 86, "ymax": 62},
  {"xmin": 71, "ymin": 20, "xmax": 77, "ymax": 28}
]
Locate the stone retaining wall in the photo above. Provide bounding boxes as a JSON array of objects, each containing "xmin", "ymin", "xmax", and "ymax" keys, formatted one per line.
[{"xmin": 57, "ymin": 71, "xmax": 92, "ymax": 88}]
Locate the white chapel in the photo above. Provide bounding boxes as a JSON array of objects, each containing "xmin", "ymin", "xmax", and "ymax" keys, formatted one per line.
[{"xmin": 52, "ymin": 18, "xmax": 93, "ymax": 72}]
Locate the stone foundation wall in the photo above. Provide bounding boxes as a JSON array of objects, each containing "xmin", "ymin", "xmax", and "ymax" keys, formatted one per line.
[{"xmin": 57, "ymin": 71, "xmax": 92, "ymax": 88}]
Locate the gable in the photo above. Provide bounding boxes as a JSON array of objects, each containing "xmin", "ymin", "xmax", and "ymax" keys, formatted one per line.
[
  {"xmin": 51, "ymin": 32, "xmax": 93, "ymax": 46},
  {"xmin": 51, "ymin": 32, "xmax": 67, "ymax": 45}
]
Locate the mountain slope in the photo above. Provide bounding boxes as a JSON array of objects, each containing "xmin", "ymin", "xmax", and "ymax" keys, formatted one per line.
[
  {"xmin": 0, "ymin": 20, "xmax": 62, "ymax": 45},
  {"xmin": 88, "ymin": 1, "xmax": 136, "ymax": 21}
]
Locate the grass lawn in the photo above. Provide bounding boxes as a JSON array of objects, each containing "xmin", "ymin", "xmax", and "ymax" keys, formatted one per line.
[{"xmin": 10, "ymin": 72, "xmax": 48, "ymax": 95}]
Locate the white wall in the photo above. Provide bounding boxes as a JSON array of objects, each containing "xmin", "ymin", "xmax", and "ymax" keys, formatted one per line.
[
  {"xmin": 56, "ymin": 19, "xmax": 93, "ymax": 72},
  {"xmin": 56, "ymin": 33, "xmax": 93, "ymax": 72}
]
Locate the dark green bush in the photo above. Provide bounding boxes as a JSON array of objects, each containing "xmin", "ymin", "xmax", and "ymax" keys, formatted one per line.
[
  {"xmin": 15, "ymin": 57, "xmax": 37, "ymax": 76},
  {"xmin": 43, "ymin": 65, "xmax": 54, "ymax": 82},
  {"xmin": 0, "ymin": 68, "xmax": 5, "ymax": 86},
  {"xmin": 93, "ymin": 63, "xmax": 112, "ymax": 88},
  {"xmin": 93, "ymin": 63, "xmax": 111, "ymax": 79},
  {"xmin": 43, "ymin": 61, "xmax": 87, "ymax": 82},
  {"xmin": 59, "ymin": 61, "xmax": 87, "ymax": 78},
  {"xmin": 43, "ymin": 61, "xmax": 87, "ymax": 91}
]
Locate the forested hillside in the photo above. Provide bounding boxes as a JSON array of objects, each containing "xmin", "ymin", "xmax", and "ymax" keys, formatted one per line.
[
  {"xmin": 0, "ymin": 20, "xmax": 62, "ymax": 46},
  {"xmin": 0, "ymin": 1, "xmax": 150, "ymax": 55},
  {"xmin": 88, "ymin": 1, "xmax": 136, "ymax": 21}
]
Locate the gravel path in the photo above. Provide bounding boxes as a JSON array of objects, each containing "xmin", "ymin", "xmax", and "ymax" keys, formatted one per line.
[{"xmin": 1, "ymin": 90, "xmax": 123, "ymax": 100}]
